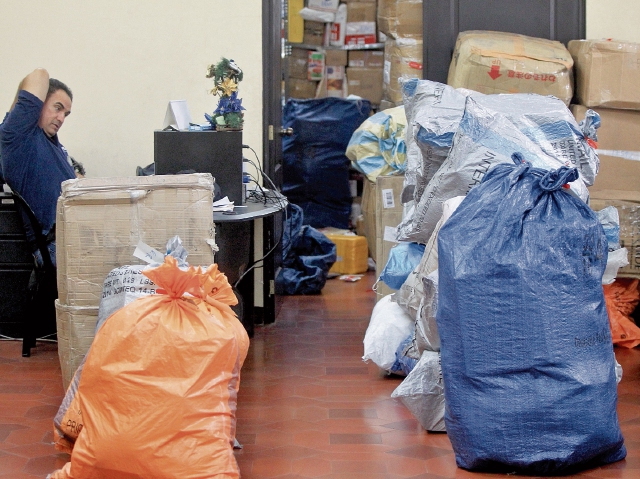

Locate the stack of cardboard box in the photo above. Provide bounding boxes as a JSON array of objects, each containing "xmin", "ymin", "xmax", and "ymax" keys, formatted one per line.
[
  {"xmin": 378, "ymin": 0, "xmax": 423, "ymax": 107},
  {"xmin": 288, "ymin": 0, "xmax": 421, "ymax": 106},
  {"xmin": 569, "ymin": 39, "xmax": 640, "ymax": 279},
  {"xmin": 54, "ymin": 174, "xmax": 217, "ymax": 389}
]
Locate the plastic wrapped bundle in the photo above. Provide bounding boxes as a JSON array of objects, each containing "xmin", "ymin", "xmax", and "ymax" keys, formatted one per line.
[
  {"xmin": 346, "ymin": 106, "xmax": 408, "ymax": 182},
  {"xmin": 398, "ymin": 92, "xmax": 600, "ymax": 243},
  {"xmin": 436, "ymin": 157, "xmax": 626, "ymax": 475}
]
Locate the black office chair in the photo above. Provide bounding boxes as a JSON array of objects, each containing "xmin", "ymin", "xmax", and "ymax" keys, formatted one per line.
[{"xmin": 9, "ymin": 190, "xmax": 58, "ymax": 357}]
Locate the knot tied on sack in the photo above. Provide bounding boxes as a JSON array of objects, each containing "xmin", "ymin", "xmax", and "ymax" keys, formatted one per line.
[
  {"xmin": 539, "ymin": 165, "xmax": 579, "ymax": 191},
  {"xmin": 142, "ymin": 256, "xmax": 238, "ymax": 316}
]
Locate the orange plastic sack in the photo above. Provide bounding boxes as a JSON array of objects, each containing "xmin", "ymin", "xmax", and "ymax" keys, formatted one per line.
[
  {"xmin": 49, "ymin": 256, "xmax": 249, "ymax": 479},
  {"xmin": 604, "ymin": 279, "xmax": 640, "ymax": 349}
]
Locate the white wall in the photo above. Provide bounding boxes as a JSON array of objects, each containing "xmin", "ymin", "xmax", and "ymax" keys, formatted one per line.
[
  {"xmin": 0, "ymin": 1, "xmax": 263, "ymax": 178},
  {"xmin": 586, "ymin": 0, "xmax": 640, "ymax": 43}
]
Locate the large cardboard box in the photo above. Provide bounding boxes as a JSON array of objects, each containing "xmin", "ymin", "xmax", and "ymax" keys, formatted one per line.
[
  {"xmin": 325, "ymin": 48, "xmax": 348, "ymax": 66},
  {"xmin": 569, "ymin": 39, "xmax": 640, "ymax": 110},
  {"xmin": 383, "ymin": 38, "xmax": 423, "ymax": 103},
  {"xmin": 378, "ymin": 0, "xmax": 423, "ymax": 39},
  {"xmin": 361, "ymin": 175, "xmax": 405, "ymax": 299},
  {"xmin": 288, "ymin": 48, "xmax": 309, "ymax": 79},
  {"xmin": 346, "ymin": 67, "xmax": 383, "ymax": 104},
  {"xmin": 56, "ymin": 174, "xmax": 217, "ymax": 307},
  {"xmin": 55, "ymin": 300, "xmax": 99, "ymax": 390},
  {"xmin": 303, "ymin": 20, "xmax": 326, "ymax": 46},
  {"xmin": 447, "ymin": 31, "xmax": 574, "ymax": 106},
  {"xmin": 348, "ymin": 50, "xmax": 384, "ymax": 68},
  {"xmin": 346, "ymin": 2, "xmax": 377, "ymax": 22},
  {"xmin": 287, "ymin": 78, "xmax": 319, "ymax": 98},
  {"xmin": 571, "ymin": 104, "xmax": 640, "ymax": 153},
  {"xmin": 571, "ymin": 104, "xmax": 640, "ymax": 279}
]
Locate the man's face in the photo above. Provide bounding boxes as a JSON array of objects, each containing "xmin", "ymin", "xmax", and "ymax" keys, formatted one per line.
[{"xmin": 38, "ymin": 89, "xmax": 72, "ymax": 137}]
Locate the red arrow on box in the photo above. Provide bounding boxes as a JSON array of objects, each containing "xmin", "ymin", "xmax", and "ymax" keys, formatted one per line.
[{"xmin": 488, "ymin": 65, "xmax": 501, "ymax": 80}]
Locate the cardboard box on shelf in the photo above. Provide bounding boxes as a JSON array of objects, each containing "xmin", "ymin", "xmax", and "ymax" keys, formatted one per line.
[
  {"xmin": 347, "ymin": 66, "xmax": 384, "ymax": 104},
  {"xmin": 378, "ymin": 0, "xmax": 423, "ymax": 39},
  {"xmin": 346, "ymin": 2, "xmax": 377, "ymax": 22},
  {"xmin": 287, "ymin": 78, "xmax": 319, "ymax": 99},
  {"xmin": 383, "ymin": 38, "xmax": 423, "ymax": 103},
  {"xmin": 447, "ymin": 30, "xmax": 574, "ymax": 106},
  {"xmin": 325, "ymin": 65, "xmax": 346, "ymax": 97},
  {"xmin": 55, "ymin": 301, "xmax": 98, "ymax": 391},
  {"xmin": 308, "ymin": 51, "xmax": 325, "ymax": 80},
  {"xmin": 361, "ymin": 174, "xmax": 405, "ymax": 299},
  {"xmin": 56, "ymin": 174, "xmax": 216, "ymax": 307},
  {"xmin": 348, "ymin": 50, "xmax": 384, "ymax": 68},
  {"xmin": 303, "ymin": 20, "xmax": 326, "ymax": 46},
  {"xmin": 288, "ymin": 48, "xmax": 309, "ymax": 79},
  {"xmin": 569, "ymin": 39, "xmax": 640, "ymax": 110},
  {"xmin": 345, "ymin": 22, "xmax": 377, "ymax": 46},
  {"xmin": 325, "ymin": 48, "xmax": 348, "ymax": 66}
]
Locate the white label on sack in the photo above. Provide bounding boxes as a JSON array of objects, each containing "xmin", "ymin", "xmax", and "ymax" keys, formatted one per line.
[
  {"xmin": 384, "ymin": 60, "xmax": 391, "ymax": 84},
  {"xmin": 384, "ymin": 226, "xmax": 398, "ymax": 243},
  {"xmin": 133, "ymin": 240, "xmax": 164, "ymax": 264},
  {"xmin": 381, "ymin": 188, "xmax": 395, "ymax": 209}
]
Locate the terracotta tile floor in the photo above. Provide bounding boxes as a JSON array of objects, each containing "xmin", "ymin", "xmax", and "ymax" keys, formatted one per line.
[{"xmin": 1, "ymin": 271, "xmax": 640, "ymax": 478}]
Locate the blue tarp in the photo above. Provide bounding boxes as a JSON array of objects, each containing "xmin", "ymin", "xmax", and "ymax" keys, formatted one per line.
[
  {"xmin": 282, "ymin": 97, "xmax": 371, "ymax": 229},
  {"xmin": 436, "ymin": 155, "xmax": 626, "ymax": 475},
  {"xmin": 275, "ymin": 204, "xmax": 337, "ymax": 295}
]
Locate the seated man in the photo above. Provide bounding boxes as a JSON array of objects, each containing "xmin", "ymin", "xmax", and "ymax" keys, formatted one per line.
[{"xmin": 0, "ymin": 68, "xmax": 76, "ymax": 267}]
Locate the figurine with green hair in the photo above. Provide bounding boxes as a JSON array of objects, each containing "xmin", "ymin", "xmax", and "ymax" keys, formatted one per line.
[{"xmin": 205, "ymin": 58, "xmax": 245, "ymax": 130}]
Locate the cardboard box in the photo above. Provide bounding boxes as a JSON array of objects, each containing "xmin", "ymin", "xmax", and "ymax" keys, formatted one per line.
[
  {"xmin": 55, "ymin": 300, "xmax": 99, "ymax": 390},
  {"xmin": 346, "ymin": 2, "xmax": 377, "ymax": 22},
  {"xmin": 56, "ymin": 174, "xmax": 217, "ymax": 307},
  {"xmin": 325, "ymin": 65, "xmax": 346, "ymax": 97},
  {"xmin": 383, "ymin": 38, "xmax": 423, "ymax": 103},
  {"xmin": 571, "ymin": 104, "xmax": 640, "ymax": 152},
  {"xmin": 345, "ymin": 22, "xmax": 377, "ymax": 46},
  {"xmin": 288, "ymin": 0, "xmax": 305, "ymax": 44},
  {"xmin": 287, "ymin": 78, "xmax": 319, "ymax": 99},
  {"xmin": 308, "ymin": 51, "xmax": 325, "ymax": 80},
  {"xmin": 288, "ymin": 48, "xmax": 309, "ymax": 79},
  {"xmin": 348, "ymin": 50, "xmax": 385, "ymax": 68},
  {"xmin": 303, "ymin": 20, "xmax": 326, "ymax": 46},
  {"xmin": 447, "ymin": 31, "xmax": 574, "ymax": 106},
  {"xmin": 361, "ymin": 175, "xmax": 406, "ymax": 299},
  {"xmin": 347, "ymin": 67, "xmax": 384, "ymax": 104},
  {"xmin": 378, "ymin": 0, "xmax": 423, "ymax": 39},
  {"xmin": 325, "ymin": 48, "xmax": 348, "ymax": 66},
  {"xmin": 569, "ymin": 39, "xmax": 640, "ymax": 110},
  {"xmin": 326, "ymin": 234, "xmax": 369, "ymax": 274},
  {"xmin": 590, "ymin": 196, "xmax": 640, "ymax": 279}
]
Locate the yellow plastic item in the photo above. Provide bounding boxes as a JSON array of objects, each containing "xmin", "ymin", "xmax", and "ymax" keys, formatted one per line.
[
  {"xmin": 49, "ymin": 256, "xmax": 249, "ymax": 479},
  {"xmin": 326, "ymin": 234, "xmax": 369, "ymax": 274}
]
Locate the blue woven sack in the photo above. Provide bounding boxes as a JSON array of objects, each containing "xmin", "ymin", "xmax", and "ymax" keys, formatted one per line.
[{"xmin": 436, "ymin": 154, "xmax": 626, "ymax": 475}]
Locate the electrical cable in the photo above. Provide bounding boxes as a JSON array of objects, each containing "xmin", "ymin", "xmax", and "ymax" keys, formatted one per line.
[{"xmin": 234, "ymin": 144, "xmax": 290, "ymax": 289}]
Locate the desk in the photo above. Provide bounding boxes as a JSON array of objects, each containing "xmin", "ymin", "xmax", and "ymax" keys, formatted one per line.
[{"xmin": 214, "ymin": 194, "xmax": 287, "ymax": 335}]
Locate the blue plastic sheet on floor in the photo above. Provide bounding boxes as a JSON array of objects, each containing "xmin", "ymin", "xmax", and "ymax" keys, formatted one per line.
[
  {"xmin": 276, "ymin": 204, "xmax": 337, "ymax": 295},
  {"xmin": 282, "ymin": 97, "xmax": 371, "ymax": 229},
  {"xmin": 436, "ymin": 154, "xmax": 626, "ymax": 475}
]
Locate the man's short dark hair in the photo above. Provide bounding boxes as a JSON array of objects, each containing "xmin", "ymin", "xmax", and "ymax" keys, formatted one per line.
[{"xmin": 48, "ymin": 78, "xmax": 72, "ymax": 102}]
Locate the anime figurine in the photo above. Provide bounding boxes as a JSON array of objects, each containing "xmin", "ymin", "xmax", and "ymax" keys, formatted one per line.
[{"xmin": 205, "ymin": 57, "xmax": 245, "ymax": 130}]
